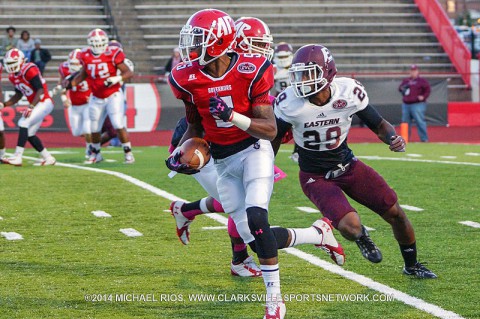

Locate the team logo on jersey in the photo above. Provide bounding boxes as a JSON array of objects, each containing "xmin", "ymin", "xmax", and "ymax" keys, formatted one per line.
[
  {"xmin": 188, "ymin": 74, "xmax": 197, "ymax": 81},
  {"xmin": 332, "ymin": 99, "xmax": 347, "ymax": 109},
  {"xmin": 237, "ymin": 62, "xmax": 256, "ymax": 73}
]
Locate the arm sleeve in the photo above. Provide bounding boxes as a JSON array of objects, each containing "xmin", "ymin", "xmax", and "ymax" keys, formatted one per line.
[
  {"xmin": 275, "ymin": 116, "xmax": 292, "ymax": 140},
  {"xmin": 356, "ymin": 104, "xmax": 384, "ymax": 130},
  {"xmin": 251, "ymin": 61, "xmax": 274, "ymax": 100},
  {"xmin": 29, "ymin": 75, "xmax": 43, "ymax": 90},
  {"xmin": 185, "ymin": 101, "xmax": 202, "ymax": 124}
]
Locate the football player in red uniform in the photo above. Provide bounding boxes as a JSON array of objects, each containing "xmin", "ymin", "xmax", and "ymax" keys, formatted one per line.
[
  {"xmin": 166, "ymin": 9, "xmax": 344, "ymax": 319},
  {"xmin": 55, "ymin": 49, "xmax": 92, "ymax": 158},
  {"xmin": 2, "ymin": 48, "xmax": 56, "ymax": 166},
  {"xmin": 0, "ymin": 63, "xmax": 6, "ymax": 161},
  {"xmin": 273, "ymin": 44, "xmax": 436, "ymax": 279},
  {"xmin": 65, "ymin": 29, "xmax": 134, "ymax": 164}
]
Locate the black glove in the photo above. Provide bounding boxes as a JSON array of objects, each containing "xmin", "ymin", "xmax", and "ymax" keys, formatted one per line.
[
  {"xmin": 209, "ymin": 95, "xmax": 232, "ymax": 122},
  {"xmin": 165, "ymin": 150, "xmax": 200, "ymax": 175}
]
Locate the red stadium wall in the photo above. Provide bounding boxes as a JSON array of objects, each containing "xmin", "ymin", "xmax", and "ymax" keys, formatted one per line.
[{"xmin": 448, "ymin": 102, "xmax": 480, "ymax": 126}]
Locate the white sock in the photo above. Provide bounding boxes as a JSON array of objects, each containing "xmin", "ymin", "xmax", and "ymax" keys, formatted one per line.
[
  {"xmin": 261, "ymin": 264, "xmax": 281, "ymax": 301},
  {"xmin": 0, "ymin": 148, "xmax": 5, "ymax": 157},
  {"xmin": 92, "ymin": 143, "xmax": 101, "ymax": 152},
  {"xmin": 15, "ymin": 146, "xmax": 25, "ymax": 156},
  {"xmin": 122, "ymin": 142, "xmax": 131, "ymax": 149},
  {"xmin": 86, "ymin": 142, "xmax": 91, "ymax": 152},
  {"xmin": 199, "ymin": 197, "xmax": 210, "ymax": 213},
  {"xmin": 40, "ymin": 148, "xmax": 51, "ymax": 159},
  {"xmin": 287, "ymin": 227, "xmax": 322, "ymax": 247}
]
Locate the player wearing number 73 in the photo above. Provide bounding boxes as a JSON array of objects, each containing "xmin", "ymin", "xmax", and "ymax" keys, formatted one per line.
[{"xmin": 272, "ymin": 44, "xmax": 436, "ymax": 279}]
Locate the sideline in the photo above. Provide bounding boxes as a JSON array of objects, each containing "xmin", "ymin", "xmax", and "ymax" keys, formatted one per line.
[{"xmin": 13, "ymin": 156, "xmax": 465, "ymax": 319}]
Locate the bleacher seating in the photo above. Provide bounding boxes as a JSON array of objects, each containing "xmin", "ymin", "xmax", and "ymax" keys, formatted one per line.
[{"xmin": 135, "ymin": 0, "xmax": 455, "ymax": 76}]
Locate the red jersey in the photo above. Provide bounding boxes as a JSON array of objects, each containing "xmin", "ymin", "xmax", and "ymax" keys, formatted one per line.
[
  {"xmin": 8, "ymin": 62, "xmax": 50, "ymax": 104},
  {"xmin": 59, "ymin": 61, "xmax": 91, "ymax": 106},
  {"xmin": 79, "ymin": 46, "xmax": 125, "ymax": 99},
  {"xmin": 169, "ymin": 53, "xmax": 274, "ymax": 145}
]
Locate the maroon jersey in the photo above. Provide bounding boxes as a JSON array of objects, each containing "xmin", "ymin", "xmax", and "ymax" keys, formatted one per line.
[
  {"xmin": 8, "ymin": 62, "xmax": 50, "ymax": 104},
  {"xmin": 59, "ymin": 61, "xmax": 91, "ymax": 106},
  {"xmin": 169, "ymin": 53, "xmax": 274, "ymax": 145},
  {"xmin": 79, "ymin": 46, "xmax": 125, "ymax": 99}
]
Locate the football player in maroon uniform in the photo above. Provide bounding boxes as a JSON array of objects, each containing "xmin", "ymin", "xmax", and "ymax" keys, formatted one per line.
[
  {"xmin": 273, "ymin": 44, "xmax": 436, "ymax": 279},
  {"xmin": 166, "ymin": 9, "xmax": 344, "ymax": 319},
  {"xmin": 65, "ymin": 29, "xmax": 134, "ymax": 164},
  {"xmin": 2, "ymin": 48, "xmax": 56, "ymax": 166}
]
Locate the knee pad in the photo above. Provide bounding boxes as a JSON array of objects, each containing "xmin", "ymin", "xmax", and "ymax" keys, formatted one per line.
[
  {"xmin": 228, "ymin": 211, "xmax": 254, "ymax": 244},
  {"xmin": 247, "ymin": 206, "xmax": 278, "ymax": 259}
]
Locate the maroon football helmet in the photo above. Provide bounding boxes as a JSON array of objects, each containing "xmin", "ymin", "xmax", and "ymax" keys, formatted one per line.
[
  {"xmin": 288, "ymin": 44, "xmax": 337, "ymax": 97},
  {"xmin": 273, "ymin": 42, "xmax": 293, "ymax": 68}
]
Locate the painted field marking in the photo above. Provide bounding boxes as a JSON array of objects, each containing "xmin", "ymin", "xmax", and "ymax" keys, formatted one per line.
[
  {"xmin": 120, "ymin": 228, "xmax": 143, "ymax": 237},
  {"xmin": 1, "ymin": 232, "xmax": 23, "ymax": 240},
  {"xmin": 406, "ymin": 154, "xmax": 423, "ymax": 157},
  {"xmin": 400, "ymin": 205, "xmax": 424, "ymax": 212},
  {"xmin": 459, "ymin": 221, "xmax": 480, "ymax": 229},
  {"xmin": 296, "ymin": 206, "xmax": 320, "ymax": 213},
  {"xmin": 440, "ymin": 156, "xmax": 457, "ymax": 159},
  {"xmin": 465, "ymin": 152, "xmax": 480, "ymax": 156},
  {"xmin": 0, "ymin": 216, "xmax": 3, "ymax": 220},
  {"xmin": 202, "ymin": 226, "xmax": 228, "ymax": 230},
  {"xmin": 358, "ymin": 156, "xmax": 480, "ymax": 167},
  {"xmin": 18, "ymin": 155, "xmax": 465, "ymax": 319},
  {"xmin": 163, "ymin": 209, "xmax": 171, "ymax": 212},
  {"xmin": 364, "ymin": 226, "xmax": 376, "ymax": 231},
  {"xmin": 104, "ymin": 159, "xmax": 117, "ymax": 163},
  {"xmin": 92, "ymin": 210, "xmax": 112, "ymax": 218}
]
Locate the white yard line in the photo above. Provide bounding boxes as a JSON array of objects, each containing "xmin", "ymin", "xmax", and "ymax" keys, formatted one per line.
[
  {"xmin": 119, "ymin": 228, "xmax": 143, "ymax": 237},
  {"xmin": 202, "ymin": 226, "xmax": 228, "ymax": 230},
  {"xmin": 400, "ymin": 205, "xmax": 424, "ymax": 212},
  {"xmin": 296, "ymin": 206, "xmax": 320, "ymax": 213},
  {"xmin": 459, "ymin": 221, "xmax": 480, "ymax": 229},
  {"xmin": 27, "ymin": 157, "xmax": 465, "ymax": 319},
  {"xmin": 357, "ymin": 156, "xmax": 480, "ymax": 167},
  {"xmin": 91, "ymin": 210, "xmax": 112, "ymax": 218}
]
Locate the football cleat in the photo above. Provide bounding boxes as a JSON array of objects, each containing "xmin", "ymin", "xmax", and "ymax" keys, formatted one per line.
[
  {"xmin": 124, "ymin": 151, "xmax": 135, "ymax": 164},
  {"xmin": 231, "ymin": 255, "xmax": 262, "ymax": 277},
  {"xmin": 312, "ymin": 217, "xmax": 345, "ymax": 266},
  {"xmin": 355, "ymin": 225, "xmax": 383, "ymax": 263},
  {"xmin": 403, "ymin": 262, "xmax": 437, "ymax": 279},
  {"xmin": 4, "ymin": 154, "xmax": 22, "ymax": 166},
  {"xmin": 34, "ymin": 156, "xmax": 56, "ymax": 166},
  {"xmin": 169, "ymin": 201, "xmax": 194, "ymax": 245},
  {"xmin": 264, "ymin": 299, "xmax": 286, "ymax": 319},
  {"xmin": 84, "ymin": 151, "xmax": 103, "ymax": 165}
]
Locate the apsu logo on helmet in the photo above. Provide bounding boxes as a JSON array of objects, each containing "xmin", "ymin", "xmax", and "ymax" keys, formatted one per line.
[
  {"xmin": 214, "ymin": 16, "xmax": 234, "ymax": 37},
  {"xmin": 235, "ymin": 21, "xmax": 251, "ymax": 39},
  {"xmin": 237, "ymin": 62, "xmax": 256, "ymax": 74},
  {"xmin": 332, "ymin": 99, "xmax": 347, "ymax": 109}
]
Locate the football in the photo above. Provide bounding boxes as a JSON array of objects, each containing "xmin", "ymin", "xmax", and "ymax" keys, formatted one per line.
[{"xmin": 179, "ymin": 137, "xmax": 211, "ymax": 169}]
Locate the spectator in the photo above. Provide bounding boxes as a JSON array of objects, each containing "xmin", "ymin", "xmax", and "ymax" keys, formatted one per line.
[
  {"xmin": 17, "ymin": 30, "xmax": 35, "ymax": 59},
  {"xmin": 164, "ymin": 47, "xmax": 181, "ymax": 75},
  {"xmin": 29, "ymin": 39, "xmax": 51, "ymax": 74},
  {"xmin": 398, "ymin": 64, "xmax": 431, "ymax": 142},
  {"xmin": 1, "ymin": 26, "xmax": 18, "ymax": 57}
]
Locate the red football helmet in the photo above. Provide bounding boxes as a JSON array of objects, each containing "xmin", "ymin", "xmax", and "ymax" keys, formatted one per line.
[
  {"xmin": 273, "ymin": 42, "xmax": 294, "ymax": 68},
  {"xmin": 234, "ymin": 17, "xmax": 274, "ymax": 60},
  {"xmin": 87, "ymin": 28, "xmax": 109, "ymax": 55},
  {"xmin": 179, "ymin": 9, "xmax": 236, "ymax": 65},
  {"xmin": 68, "ymin": 49, "xmax": 83, "ymax": 73},
  {"xmin": 288, "ymin": 44, "xmax": 337, "ymax": 98},
  {"xmin": 4, "ymin": 48, "xmax": 25, "ymax": 73}
]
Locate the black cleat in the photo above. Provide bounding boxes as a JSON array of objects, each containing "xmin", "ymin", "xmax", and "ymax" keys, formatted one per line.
[
  {"xmin": 403, "ymin": 262, "xmax": 437, "ymax": 279},
  {"xmin": 355, "ymin": 225, "xmax": 383, "ymax": 263}
]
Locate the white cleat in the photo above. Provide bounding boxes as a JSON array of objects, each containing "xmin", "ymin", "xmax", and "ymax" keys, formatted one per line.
[
  {"xmin": 124, "ymin": 151, "xmax": 135, "ymax": 164},
  {"xmin": 231, "ymin": 256, "xmax": 262, "ymax": 277},
  {"xmin": 264, "ymin": 299, "xmax": 286, "ymax": 319},
  {"xmin": 169, "ymin": 201, "xmax": 194, "ymax": 245},
  {"xmin": 4, "ymin": 154, "xmax": 22, "ymax": 166},
  {"xmin": 84, "ymin": 152, "xmax": 103, "ymax": 165},
  {"xmin": 312, "ymin": 217, "xmax": 346, "ymax": 266},
  {"xmin": 34, "ymin": 156, "xmax": 56, "ymax": 166}
]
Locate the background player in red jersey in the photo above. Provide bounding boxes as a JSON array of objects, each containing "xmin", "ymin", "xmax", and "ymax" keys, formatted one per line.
[
  {"xmin": 55, "ymin": 49, "xmax": 92, "ymax": 158},
  {"xmin": 166, "ymin": 9, "xmax": 344, "ymax": 319},
  {"xmin": 0, "ymin": 63, "xmax": 6, "ymax": 161},
  {"xmin": 64, "ymin": 29, "xmax": 134, "ymax": 164},
  {"xmin": 1, "ymin": 48, "xmax": 56, "ymax": 166}
]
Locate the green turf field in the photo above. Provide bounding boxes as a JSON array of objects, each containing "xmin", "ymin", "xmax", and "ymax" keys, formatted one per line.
[{"xmin": 1, "ymin": 143, "xmax": 479, "ymax": 319}]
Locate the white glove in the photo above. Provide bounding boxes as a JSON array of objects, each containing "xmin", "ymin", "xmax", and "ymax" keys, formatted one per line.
[
  {"xmin": 61, "ymin": 94, "xmax": 71, "ymax": 108},
  {"xmin": 52, "ymin": 84, "xmax": 63, "ymax": 96},
  {"xmin": 104, "ymin": 75, "xmax": 123, "ymax": 87}
]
